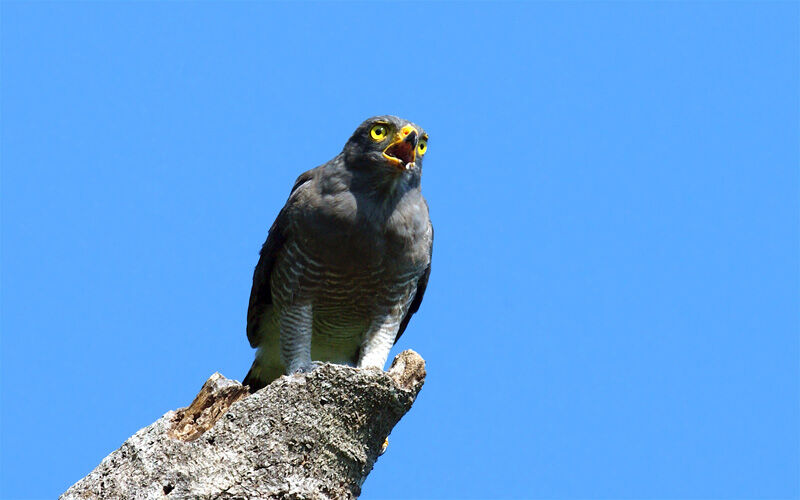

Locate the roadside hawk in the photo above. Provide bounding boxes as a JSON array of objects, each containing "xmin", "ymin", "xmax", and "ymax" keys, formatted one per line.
[{"xmin": 243, "ymin": 116, "xmax": 433, "ymax": 392}]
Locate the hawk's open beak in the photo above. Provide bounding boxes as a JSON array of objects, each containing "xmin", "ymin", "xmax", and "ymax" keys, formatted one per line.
[{"xmin": 383, "ymin": 125, "xmax": 418, "ymax": 170}]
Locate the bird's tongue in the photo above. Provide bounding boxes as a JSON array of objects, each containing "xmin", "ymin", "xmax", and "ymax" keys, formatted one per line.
[{"xmin": 385, "ymin": 141, "xmax": 415, "ymax": 166}]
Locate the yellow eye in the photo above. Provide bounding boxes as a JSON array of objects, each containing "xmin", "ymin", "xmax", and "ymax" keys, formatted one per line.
[
  {"xmin": 417, "ymin": 139, "xmax": 428, "ymax": 155},
  {"xmin": 370, "ymin": 124, "xmax": 389, "ymax": 141}
]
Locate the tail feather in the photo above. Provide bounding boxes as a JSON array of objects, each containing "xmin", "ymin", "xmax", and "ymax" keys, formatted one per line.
[
  {"xmin": 242, "ymin": 365, "xmax": 266, "ymax": 393},
  {"xmin": 242, "ymin": 360, "xmax": 283, "ymax": 393}
]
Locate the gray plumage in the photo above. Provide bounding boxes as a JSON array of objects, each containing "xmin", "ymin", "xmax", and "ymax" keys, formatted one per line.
[{"xmin": 243, "ymin": 116, "xmax": 433, "ymax": 391}]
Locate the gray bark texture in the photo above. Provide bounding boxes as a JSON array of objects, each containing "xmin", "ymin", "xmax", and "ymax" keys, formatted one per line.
[{"xmin": 61, "ymin": 350, "xmax": 426, "ymax": 500}]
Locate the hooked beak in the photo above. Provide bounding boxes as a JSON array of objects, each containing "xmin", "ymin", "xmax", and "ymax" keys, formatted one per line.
[{"xmin": 383, "ymin": 125, "xmax": 418, "ymax": 170}]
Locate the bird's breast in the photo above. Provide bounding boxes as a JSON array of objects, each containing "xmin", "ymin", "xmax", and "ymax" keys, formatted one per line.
[
  {"xmin": 297, "ymin": 190, "xmax": 429, "ymax": 271},
  {"xmin": 272, "ymin": 238, "xmax": 423, "ymax": 311}
]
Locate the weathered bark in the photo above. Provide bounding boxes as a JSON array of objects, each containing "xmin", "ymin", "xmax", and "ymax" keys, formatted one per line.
[{"xmin": 61, "ymin": 350, "xmax": 426, "ymax": 499}]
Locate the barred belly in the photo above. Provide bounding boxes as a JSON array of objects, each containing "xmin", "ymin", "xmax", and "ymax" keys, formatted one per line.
[{"xmin": 272, "ymin": 240, "xmax": 420, "ymax": 366}]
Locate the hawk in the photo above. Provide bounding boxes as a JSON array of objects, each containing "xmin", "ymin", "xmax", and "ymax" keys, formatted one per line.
[{"xmin": 243, "ymin": 116, "xmax": 433, "ymax": 391}]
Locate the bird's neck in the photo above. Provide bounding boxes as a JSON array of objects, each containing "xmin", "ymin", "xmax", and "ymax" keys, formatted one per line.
[
  {"xmin": 325, "ymin": 155, "xmax": 421, "ymax": 215},
  {"xmin": 353, "ymin": 170, "xmax": 419, "ymax": 208}
]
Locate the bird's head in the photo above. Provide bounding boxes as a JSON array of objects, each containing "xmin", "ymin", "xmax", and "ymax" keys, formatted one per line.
[{"xmin": 342, "ymin": 116, "xmax": 428, "ymax": 179}]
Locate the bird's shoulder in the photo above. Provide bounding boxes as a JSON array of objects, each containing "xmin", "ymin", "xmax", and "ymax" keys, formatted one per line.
[
  {"xmin": 285, "ymin": 160, "xmax": 359, "ymax": 230},
  {"xmin": 284, "ymin": 166, "xmax": 320, "ymax": 210},
  {"xmin": 283, "ymin": 158, "xmax": 351, "ymax": 210}
]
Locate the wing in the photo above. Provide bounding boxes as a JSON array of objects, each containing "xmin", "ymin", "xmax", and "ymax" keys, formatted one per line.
[
  {"xmin": 394, "ymin": 225, "xmax": 433, "ymax": 344},
  {"xmin": 246, "ymin": 169, "xmax": 315, "ymax": 348}
]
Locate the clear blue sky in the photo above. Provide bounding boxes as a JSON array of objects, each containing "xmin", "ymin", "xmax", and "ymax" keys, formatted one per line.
[{"xmin": 2, "ymin": 2, "xmax": 797, "ymax": 499}]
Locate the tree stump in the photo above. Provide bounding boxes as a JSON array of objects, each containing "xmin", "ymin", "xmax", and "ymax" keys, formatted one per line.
[{"xmin": 61, "ymin": 350, "xmax": 426, "ymax": 499}]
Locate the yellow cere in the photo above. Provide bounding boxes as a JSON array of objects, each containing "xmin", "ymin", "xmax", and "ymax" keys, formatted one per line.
[
  {"xmin": 370, "ymin": 124, "xmax": 389, "ymax": 141},
  {"xmin": 417, "ymin": 139, "xmax": 427, "ymax": 155}
]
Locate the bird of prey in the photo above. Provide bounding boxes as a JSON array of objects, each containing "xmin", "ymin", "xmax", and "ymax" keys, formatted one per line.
[{"xmin": 243, "ymin": 116, "xmax": 433, "ymax": 392}]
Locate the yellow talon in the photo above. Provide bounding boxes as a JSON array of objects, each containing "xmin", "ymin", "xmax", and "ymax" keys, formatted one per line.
[{"xmin": 380, "ymin": 437, "xmax": 389, "ymax": 455}]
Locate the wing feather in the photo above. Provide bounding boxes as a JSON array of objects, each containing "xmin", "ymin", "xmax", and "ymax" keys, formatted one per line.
[
  {"xmin": 394, "ymin": 225, "xmax": 433, "ymax": 344},
  {"xmin": 246, "ymin": 169, "xmax": 314, "ymax": 347}
]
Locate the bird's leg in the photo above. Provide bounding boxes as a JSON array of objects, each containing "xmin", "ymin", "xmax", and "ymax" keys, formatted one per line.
[
  {"xmin": 358, "ymin": 314, "xmax": 401, "ymax": 370},
  {"xmin": 279, "ymin": 303, "xmax": 315, "ymax": 374}
]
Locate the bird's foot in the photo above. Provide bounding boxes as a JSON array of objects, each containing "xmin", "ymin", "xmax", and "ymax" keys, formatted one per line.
[{"xmin": 288, "ymin": 360, "xmax": 322, "ymax": 375}]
